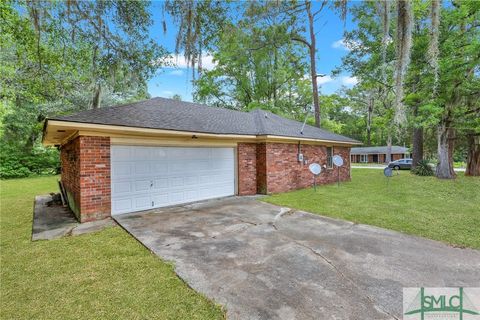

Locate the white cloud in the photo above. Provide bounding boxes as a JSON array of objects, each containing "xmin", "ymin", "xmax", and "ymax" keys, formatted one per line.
[
  {"xmin": 317, "ymin": 75, "xmax": 334, "ymax": 85},
  {"xmin": 161, "ymin": 90, "xmax": 174, "ymax": 96},
  {"xmin": 165, "ymin": 54, "xmax": 217, "ymax": 70},
  {"xmin": 302, "ymin": 74, "xmax": 333, "ymax": 85},
  {"xmin": 331, "ymin": 38, "xmax": 362, "ymax": 51},
  {"xmin": 168, "ymin": 69, "xmax": 184, "ymax": 76},
  {"xmin": 332, "ymin": 39, "xmax": 348, "ymax": 50},
  {"xmin": 316, "ymin": 74, "xmax": 359, "ymax": 94},
  {"xmin": 341, "ymin": 76, "xmax": 358, "ymax": 86}
]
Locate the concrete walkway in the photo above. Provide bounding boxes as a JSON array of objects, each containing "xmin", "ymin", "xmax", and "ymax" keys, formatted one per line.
[
  {"xmin": 33, "ymin": 195, "xmax": 116, "ymax": 240},
  {"xmin": 114, "ymin": 197, "xmax": 480, "ymax": 320}
]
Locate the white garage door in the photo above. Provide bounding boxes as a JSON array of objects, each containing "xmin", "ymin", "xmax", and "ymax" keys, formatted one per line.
[{"xmin": 111, "ymin": 146, "xmax": 235, "ymax": 215}]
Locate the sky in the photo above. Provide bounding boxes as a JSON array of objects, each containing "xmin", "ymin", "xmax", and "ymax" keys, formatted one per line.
[{"xmin": 147, "ymin": 1, "xmax": 358, "ymax": 102}]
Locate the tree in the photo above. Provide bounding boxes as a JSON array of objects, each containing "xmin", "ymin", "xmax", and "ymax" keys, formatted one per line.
[
  {"xmin": 0, "ymin": 1, "xmax": 168, "ymax": 177},
  {"xmin": 194, "ymin": 2, "xmax": 311, "ymax": 117},
  {"xmin": 22, "ymin": 0, "xmax": 166, "ymax": 109},
  {"xmin": 393, "ymin": 0, "xmax": 414, "ymax": 127},
  {"xmin": 431, "ymin": 1, "xmax": 479, "ymax": 178},
  {"xmin": 339, "ymin": 1, "xmax": 399, "ymax": 158},
  {"xmin": 163, "ymin": 0, "xmax": 227, "ymax": 78},
  {"xmin": 287, "ymin": 0, "xmax": 329, "ymax": 127}
]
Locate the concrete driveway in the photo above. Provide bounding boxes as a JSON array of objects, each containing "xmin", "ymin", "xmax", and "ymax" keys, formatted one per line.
[{"xmin": 114, "ymin": 197, "xmax": 480, "ymax": 320}]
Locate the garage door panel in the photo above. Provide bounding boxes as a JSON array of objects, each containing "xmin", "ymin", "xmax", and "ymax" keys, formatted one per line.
[
  {"xmin": 134, "ymin": 147, "xmax": 152, "ymax": 160},
  {"xmin": 111, "ymin": 146, "xmax": 132, "ymax": 159},
  {"xmin": 153, "ymin": 178, "xmax": 168, "ymax": 189},
  {"xmin": 169, "ymin": 177, "xmax": 184, "ymax": 187},
  {"xmin": 134, "ymin": 179, "xmax": 152, "ymax": 192},
  {"xmin": 169, "ymin": 161, "xmax": 185, "ymax": 172},
  {"xmin": 151, "ymin": 193, "xmax": 168, "ymax": 204},
  {"xmin": 112, "ymin": 181, "xmax": 132, "ymax": 195},
  {"xmin": 151, "ymin": 148, "xmax": 168, "ymax": 159},
  {"xmin": 151, "ymin": 162, "xmax": 168, "ymax": 174},
  {"xmin": 167, "ymin": 148, "xmax": 187, "ymax": 159},
  {"xmin": 212, "ymin": 148, "xmax": 234, "ymax": 159},
  {"xmin": 112, "ymin": 198, "xmax": 133, "ymax": 213},
  {"xmin": 112, "ymin": 162, "xmax": 132, "ymax": 178},
  {"xmin": 169, "ymin": 191, "xmax": 185, "ymax": 203},
  {"xmin": 111, "ymin": 146, "xmax": 235, "ymax": 215},
  {"xmin": 134, "ymin": 196, "xmax": 152, "ymax": 210},
  {"xmin": 198, "ymin": 174, "xmax": 211, "ymax": 185},
  {"xmin": 184, "ymin": 176, "xmax": 198, "ymax": 185},
  {"xmin": 198, "ymin": 183, "xmax": 234, "ymax": 199},
  {"xmin": 217, "ymin": 159, "xmax": 234, "ymax": 170},
  {"xmin": 134, "ymin": 162, "xmax": 150, "ymax": 175},
  {"xmin": 193, "ymin": 160, "xmax": 210, "ymax": 171},
  {"xmin": 185, "ymin": 190, "xmax": 198, "ymax": 201}
]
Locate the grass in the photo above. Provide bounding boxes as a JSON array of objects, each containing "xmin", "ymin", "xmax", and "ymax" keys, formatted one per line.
[
  {"xmin": 264, "ymin": 169, "xmax": 480, "ymax": 249},
  {"xmin": 0, "ymin": 176, "xmax": 224, "ymax": 320},
  {"xmin": 352, "ymin": 161, "xmax": 467, "ymax": 168}
]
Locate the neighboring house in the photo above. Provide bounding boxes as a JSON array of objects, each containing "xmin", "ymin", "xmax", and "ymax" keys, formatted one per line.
[
  {"xmin": 350, "ymin": 146, "xmax": 410, "ymax": 164},
  {"xmin": 43, "ymin": 97, "xmax": 360, "ymax": 222}
]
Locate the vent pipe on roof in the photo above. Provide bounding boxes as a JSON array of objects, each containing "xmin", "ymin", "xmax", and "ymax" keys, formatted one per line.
[{"xmin": 300, "ymin": 109, "xmax": 312, "ymax": 135}]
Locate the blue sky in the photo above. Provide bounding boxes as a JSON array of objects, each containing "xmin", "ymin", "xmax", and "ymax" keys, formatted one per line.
[{"xmin": 147, "ymin": 1, "xmax": 358, "ymax": 101}]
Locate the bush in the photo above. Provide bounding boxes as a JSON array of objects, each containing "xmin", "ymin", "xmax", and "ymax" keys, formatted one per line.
[
  {"xmin": 411, "ymin": 159, "xmax": 434, "ymax": 176},
  {"xmin": 0, "ymin": 145, "xmax": 60, "ymax": 179}
]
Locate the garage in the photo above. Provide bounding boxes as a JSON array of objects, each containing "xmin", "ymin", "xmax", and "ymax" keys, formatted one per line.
[
  {"xmin": 45, "ymin": 97, "xmax": 358, "ymax": 222},
  {"xmin": 111, "ymin": 145, "xmax": 235, "ymax": 215}
]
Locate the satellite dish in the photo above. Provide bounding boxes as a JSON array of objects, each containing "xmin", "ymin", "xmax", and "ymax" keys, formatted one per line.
[
  {"xmin": 309, "ymin": 163, "xmax": 321, "ymax": 176},
  {"xmin": 333, "ymin": 155, "xmax": 343, "ymax": 167},
  {"xmin": 384, "ymin": 167, "xmax": 393, "ymax": 177}
]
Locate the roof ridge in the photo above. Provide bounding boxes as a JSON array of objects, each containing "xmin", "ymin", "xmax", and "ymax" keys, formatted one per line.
[{"xmin": 250, "ymin": 109, "xmax": 267, "ymax": 135}]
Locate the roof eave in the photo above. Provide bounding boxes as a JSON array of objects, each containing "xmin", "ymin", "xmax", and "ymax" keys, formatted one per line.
[{"xmin": 43, "ymin": 119, "xmax": 362, "ymax": 146}]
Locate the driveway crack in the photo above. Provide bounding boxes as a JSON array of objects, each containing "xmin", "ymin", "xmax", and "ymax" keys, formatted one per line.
[
  {"xmin": 285, "ymin": 236, "xmax": 399, "ymax": 320},
  {"xmin": 271, "ymin": 207, "xmax": 296, "ymax": 230},
  {"xmin": 236, "ymin": 219, "xmax": 259, "ymax": 226}
]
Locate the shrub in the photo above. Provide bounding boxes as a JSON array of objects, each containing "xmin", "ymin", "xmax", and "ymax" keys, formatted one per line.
[
  {"xmin": 0, "ymin": 145, "xmax": 60, "ymax": 179},
  {"xmin": 411, "ymin": 160, "xmax": 434, "ymax": 176}
]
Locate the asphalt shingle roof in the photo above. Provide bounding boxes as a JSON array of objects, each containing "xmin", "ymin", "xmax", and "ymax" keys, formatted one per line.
[
  {"xmin": 51, "ymin": 97, "xmax": 359, "ymax": 144},
  {"xmin": 351, "ymin": 146, "xmax": 410, "ymax": 154}
]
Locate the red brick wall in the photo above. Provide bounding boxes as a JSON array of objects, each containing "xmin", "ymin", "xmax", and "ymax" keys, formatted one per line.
[
  {"xmin": 256, "ymin": 143, "xmax": 267, "ymax": 194},
  {"xmin": 61, "ymin": 138, "xmax": 81, "ymax": 219},
  {"xmin": 263, "ymin": 143, "xmax": 351, "ymax": 194},
  {"xmin": 78, "ymin": 136, "xmax": 111, "ymax": 222},
  {"xmin": 61, "ymin": 136, "xmax": 111, "ymax": 222},
  {"xmin": 237, "ymin": 143, "xmax": 257, "ymax": 195},
  {"xmin": 392, "ymin": 153, "xmax": 403, "ymax": 161}
]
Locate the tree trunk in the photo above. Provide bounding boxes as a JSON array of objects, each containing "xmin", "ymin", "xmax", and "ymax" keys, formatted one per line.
[
  {"xmin": 412, "ymin": 127, "xmax": 423, "ymax": 168},
  {"xmin": 436, "ymin": 123, "xmax": 456, "ymax": 179},
  {"xmin": 465, "ymin": 134, "xmax": 480, "ymax": 176},
  {"xmin": 366, "ymin": 97, "xmax": 373, "ymax": 146},
  {"xmin": 92, "ymin": 83, "xmax": 102, "ymax": 109},
  {"xmin": 411, "ymin": 105, "xmax": 423, "ymax": 168},
  {"xmin": 306, "ymin": 1, "xmax": 320, "ymax": 127},
  {"xmin": 386, "ymin": 134, "xmax": 392, "ymax": 163}
]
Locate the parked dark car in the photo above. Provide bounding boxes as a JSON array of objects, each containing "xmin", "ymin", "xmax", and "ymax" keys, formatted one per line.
[{"xmin": 388, "ymin": 158, "xmax": 413, "ymax": 170}]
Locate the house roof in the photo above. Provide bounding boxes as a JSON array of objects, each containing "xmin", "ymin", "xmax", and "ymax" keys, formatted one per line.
[
  {"xmin": 48, "ymin": 97, "xmax": 360, "ymax": 144},
  {"xmin": 351, "ymin": 146, "xmax": 410, "ymax": 155}
]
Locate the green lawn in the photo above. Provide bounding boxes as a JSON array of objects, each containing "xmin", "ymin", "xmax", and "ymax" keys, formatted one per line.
[
  {"xmin": 0, "ymin": 176, "xmax": 224, "ymax": 320},
  {"xmin": 264, "ymin": 169, "xmax": 480, "ymax": 249}
]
